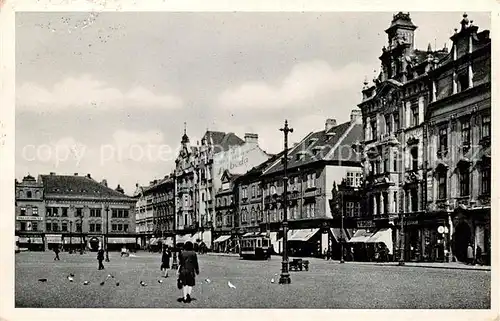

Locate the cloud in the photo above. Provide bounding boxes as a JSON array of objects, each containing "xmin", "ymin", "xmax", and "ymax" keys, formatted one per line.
[
  {"xmin": 218, "ymin": 60, "xmax": 367, "ymax": 110},
  {"xmin": 16, "ymin": 74, "xmax": 183, "ymax": 111}
]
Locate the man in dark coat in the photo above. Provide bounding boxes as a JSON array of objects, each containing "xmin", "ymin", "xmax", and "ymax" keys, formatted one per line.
[
  {"xmin": 177, "ymin": 241, "xmax": 199, "ymax": 303},
  {"xmin": 53, "ymin": 245, "xmax": 60, "ymax": 261},
  {"xmin": 97, "ymin": 247, "xmax": 105, "ymax": 270},
  {"xmin": 161, "ymin": 246, "xmax": 172, "ymax": 278}
]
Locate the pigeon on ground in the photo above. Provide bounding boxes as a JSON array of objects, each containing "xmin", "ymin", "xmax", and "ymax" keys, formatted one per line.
[
  {"xmin": 100, "ymin": 281, "xmax": 105, "ymax": 286},
  {"xmin": 116, "ymin": 282, "xmax": 120, "ymax": 286},
  {"xmin": 271, "ymin": 278, "xmax": 275, "ymax": 283},
  {"xmin": 69, "ymin": 273, "xmax": 75, "ymax": 277},
  {"xmin": 205, "ymin": 278, "xmax": 211, "ymax": 284},
  {"xmin": 158, "ymin": 280, "xmax": 163, "ymax": 284},
  {"xmin": 83, "ymin": 281, "xmax": 89, "ymax": 285},
  {"xmin": 228, "ymin": 281, "xmax": 236, "ymax": 289},
  {"xmin": 67, "ymin": 276, "xmax": 74, "ymax": 282},
  {"xmin": 140, "ymin": 281, "xmax": 147, "ymax": 286},
  {"xmin": 38, "ymin": 278, "xmax": 48, "ymax": 282}
]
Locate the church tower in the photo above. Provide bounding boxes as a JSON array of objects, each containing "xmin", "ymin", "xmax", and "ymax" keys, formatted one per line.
[{"xmin": 379, "ymin": 12, "xmax": 418, "ymax": 83}]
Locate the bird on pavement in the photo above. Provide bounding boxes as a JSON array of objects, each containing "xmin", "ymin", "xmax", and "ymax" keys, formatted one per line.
[
  {"xmin": 83, "ymin": 281, "xmax": 89, "ymax": 285},
  {"xmin": 205, "ymin": 278, "xmax": 211, "ymax": 284},
  {"xmin": 271, "ymin": 278, "xmax": 275, "ymax": 283},
  {"xmin": 67, "ymin": 276, "xmax": 74, "ymax": 282},
  {"xmin": 38, "ymin": 278, "xmax": 48, "ymax": 282},
  {"xmin": 158, "ymin": 280, "xmax": 163, "ymax": 284},
  {"xmin": 100, "ymin": 281, "xmax": 105, "ymax": 286},
  {"xmin": 140, "ymin": 281, "xmax": 147, "ymax": 286},
  {"xmin": 116, "ymin": 282, "xmax": 120, "ymax": 286},
  {"xmin": 228, "ymin": 281, "xmax": 236, "ymax": 289}
]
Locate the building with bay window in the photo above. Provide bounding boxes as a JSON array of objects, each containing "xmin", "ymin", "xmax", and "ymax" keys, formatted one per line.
[{"xmin": 15, "ymin": 175, "xmax": 45, "ymax": 251}]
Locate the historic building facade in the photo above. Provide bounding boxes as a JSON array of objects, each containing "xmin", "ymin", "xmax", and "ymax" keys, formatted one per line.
[
  {"xmin": 259, "ymin": 111, "xmax": 363, "ymax": 257},
  {"xmin": 134, "ymin": 176, "xmax": 176, "ymax": 249},
  {"xmin": 358, "ymin": 12, "xmax": 490, "ymax": 263},
  {"xmin": 425, "ymin": 14, "xmax": 491, "ymax": 264},
  {"xmin": 15, "ymin": 173, "xmax": 137, "ymax": 252},
  {"xmin": 15, "ymin": 175, "xmax": 45, "ymax": 251}
]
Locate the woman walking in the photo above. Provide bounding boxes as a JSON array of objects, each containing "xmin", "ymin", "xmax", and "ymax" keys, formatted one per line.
[
  {"xmin": 161, "ymin": 246, "xmax": 171, "ymax": 278},
  {"xmin": 177, "ymin": 241, "xmax": 199, "ymax": 303}
]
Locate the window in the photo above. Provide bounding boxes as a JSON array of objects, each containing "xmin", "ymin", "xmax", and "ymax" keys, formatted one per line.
[
  {"xmin": 62, "ymin": 208, "xmax": 68, "ymax": 217},
  {"xmin": 242, "ymin": 187, "xmax": 248, "ymax": 199},
  {"xmin": 459, "ymin": 166, "xmax": 470, "ymax": 197},
  {"xmin": 89, "ymin": 224, "xmax": 95, "ymax": 232},
  {"xmin": 346, "ymin": 202, "xmax": 354, "ymax": 217},
  {"xmin": 61, "ymin": 222, "xmax": 68, "ymax": 232},
  {"xmin": 355, "ymin": 172, "xmax": 362, "ymax": 187},
  {"xmin": 118, "ymin": 224, "xmax": 123, "ymax": 231},
  {"xmin": 411, "ymin": 146, "xmax": 418, "ymax": 171},
  {"xmin": 46, "ymin": 222, "xmax": 51, "ymax": 231},
  {"xmin": 481, "ymin": 115, "xmax": 490, "ymax": 139},
  {"xmin": 53, "ymin": 208, "xmax": 59, "ymax": 216},
  {"xmin": 457, "ymin": 73, "xmax": 469, "ymax": 92},
  {"xmin": 52, "ymin": 223, "xmax": 59, "ymax": 232},
  {"xmin": 251, "ymin": 186, "xmax": 256, "ymax": 198},
  {"xmin": 124, "ymin": 224, "xmax": 128, "ymax": 232},
  {"xmin": 383, "ymin": 156, "xmax": 389, "ymax": 173},
  {"xmin": 76, "ymin": 223, "xmax": 82, "ymax": 232},
  {"xmin": 393, "ymin": 112, "xmax": 400, "ymax": 131},
  {"xmin": 347, "ymin": 172, "xmax": 354, "ymax": 186},
  {"xmin": 76, "ymin": 208, "xmax": 82, "ymax": 217},
  {"xmin": 202, "ymin": 193, "xmax": 205, "ymax": 201},
  {"xmin": 481, "ymin": 166, "xmax": 491, "ymax": 195},
  {"xmin": 393, "ymin": 191, "xmax": 398, "ymax": 213},
  {"xmin": 438, "ymin": 171, "xmax": 447, "ymax": 200},
  {"xmin": 270, "ymin": 185, "xmax": 276, "ymax": 195},
  {"xmin": 439, "ymin": 127, "xmax": 448, "ymax": 155},
  {"xmin": 385, "ymin": 114, "xmax": 392, "ymax": 135},
  {"xmin": 411, "ymin": 105, "xmax": 419, "ymax": 127},
  {"xmin": 461, "ymin": 120, "xmax": 470, "ymax": 145},
  {"xmin": 27, "ymin": 191, "xmax": 32, "ymax": 198},
  {"xmin": 20, "ymin": 207, "xmax": 26, "ymax": 216},
  {"xmin": 112, "ymin": 224, "xmax": 117, "ymax": 231},
  {"xmin": 257, "ymin": 186, "xmax": 262, "ymax": 197},
  {"xmin": 411, "ymin": 189, "xmax": 418, "ymax": 212},
  {"xmin": 369, "ymin": 161, "xmax": 375, "ymax": 176},
  {"xmin": 32, "ymin": 222, "xmax": 38, "ymax": 231},
  {"xmin": 371, "ymin": 120, "xmax": 377, "ymax": 140},
  {"xmin": 306, "ymin": 173, "xmax": 316, "ymax": 188},
  {"xmin": 20, "ymin": 222, "xmax": 26, "ymax": 231}
]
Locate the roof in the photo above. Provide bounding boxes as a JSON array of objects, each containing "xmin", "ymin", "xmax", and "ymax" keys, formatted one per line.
[
  {"xmin": 235, "ymin": 151, "xmax": 285, "ymax": 183},
  {"xmin": 202, "ymin": 131, "xmax": 245, "ymax": 152},
  {"xmin": 41, "ymin": 174, "xmax": 134, "ymax": 201},
  {"xmin": 264, "ymin": 121, "xmax": 363, "ymax": 175}
]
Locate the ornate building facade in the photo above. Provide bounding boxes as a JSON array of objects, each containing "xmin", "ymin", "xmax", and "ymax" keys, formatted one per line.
[
  {"xmin": 16, "ymin": 173, "xmax": 137, "ymax": 252},
  {"xmin": 358, "ymin": 12, "xmax": 490, "ymax": 263}
]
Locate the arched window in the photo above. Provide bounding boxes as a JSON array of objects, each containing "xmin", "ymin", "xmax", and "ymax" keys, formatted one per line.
[{"xmin": 27, "ymin": 191, "xmax": 32, "ymax": 198}]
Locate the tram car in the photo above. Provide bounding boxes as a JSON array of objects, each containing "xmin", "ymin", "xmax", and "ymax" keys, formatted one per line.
[{"xmin": 240, "ymin": 233, "xmax": 272, "ymax": 260}]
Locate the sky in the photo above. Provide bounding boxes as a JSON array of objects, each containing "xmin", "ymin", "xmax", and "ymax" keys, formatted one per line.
[{"xmin": 15, "ymin": 11, "xmax": 490, "ymax": 195}]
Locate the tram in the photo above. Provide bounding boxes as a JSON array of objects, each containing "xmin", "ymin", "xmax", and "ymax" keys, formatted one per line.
[{"xmin": 240, "ymin": 233, "xmax": 272, "ymax": 260}]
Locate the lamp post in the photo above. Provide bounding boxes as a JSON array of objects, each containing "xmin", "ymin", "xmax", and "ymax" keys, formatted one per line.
[
  {"xmin": 279, "ymin": 120, "xmax": 293, "ymax": 285},
  {"xmin": 69, "ymin": 221, "xmax": 73, "ymax": 254},
  {"xmin": 105, "ymin": 205, "xmax": 110, "ymax": 262},
  {"xmin": 79, "ymin": 210, "xmax": 84, "ymax": 255},
  {"xmin": 340, "ymin": 192, "xmax": 345, "ymax": 264},
  {"xmin": 172, "ymin": 205, "xmax": 178, "ymax": 269},
  {"xmin": 399, "ymin": 212, "xmax": 405, "ymax": 266}
]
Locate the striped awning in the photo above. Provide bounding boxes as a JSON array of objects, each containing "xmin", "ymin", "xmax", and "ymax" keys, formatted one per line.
[
  {"xmin": 288, "ymin": 228, "xmax": 319, "ymax": 242},
  {"xmin": 46, "ymin": 234, "xmax": 63, "ymax": 244},
  {"xmin": 63, "ymin": 237, "xmax": 84, "ymax": 244},
  {"xmin": 214, "ymin": 235, "xmax": 231, "ymax": 243},
  {"xmin": 347, "ymin": 229, "xmax": 374, "ymax": 243},
  {"xmin": 175, "ymin": 234, "xmax": 191, "ymax": 243},
  {"xmin": 108, "ymin": 237, "xmax": 136, "ymax": 244}
]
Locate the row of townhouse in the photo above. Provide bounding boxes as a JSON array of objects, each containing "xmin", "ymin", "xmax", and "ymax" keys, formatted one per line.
[
  {"xmin": 355, "ymin": 12, "xmax": 490, "ymax": 264},
  {"xmin": 15, "ymin": 173, "xmax": 137, "ymax": 251}
]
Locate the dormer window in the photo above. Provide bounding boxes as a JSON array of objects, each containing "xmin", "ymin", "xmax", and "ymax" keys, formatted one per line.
[{"xmin": 309, "ymin": 138, "xmax": 318, "ymax": 145}]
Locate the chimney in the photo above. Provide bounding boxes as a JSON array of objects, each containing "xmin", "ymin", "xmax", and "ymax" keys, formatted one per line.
[
  {"xmin": 350, "ymin": 109, "xmax": 362, "ymax": 124},
  {"xmin": 325, "ymin": 119, "xmax": 337, "ymax": 132},
  {"xmin": 74, "ymin": 173, "xmax": 78, "ymax": 176},
  {"xmin": 50, "ymin": 172, "xmax": 56, "ymax": 176},
  {"xmin": 244, "ymin": 133, "xmax": 259, "ymax": 145},
  {"xmin": 101, "ymin": 179, "xmax": 108, "ymax": 187},
  {"xmin": 86, "ymin": 173, "xmax": 91, "ymax": 179},
  {"xmin": 116, "ymin": 184, "xmax": 124, "ymax": 194}
]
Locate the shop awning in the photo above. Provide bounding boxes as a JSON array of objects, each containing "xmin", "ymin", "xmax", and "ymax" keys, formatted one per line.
[
  {"xmin": 63, "ymin": 237, "xmax": 85, "ymax": 244},
  {"xmin": 347, "ymin": 229, "xmax": 374, "ymax": 243},
  {"xmin": 188, "ymin": 232, "xmax": 202, "ymax": 243},
  {"xmin": 30, "ymin": 237, "xmax": 44, "ymax": 244},
  {"xmin": 149, "ymin": 238, "xmax": 158, "ymax": 245},
  {"xmin": 18, "ymin": 237, "xmax": 30, "ymax": 243},
  {"xmin": 46, "ymin": 234, "xmax": 63, "ymax": 244},
  {"xmin": 288, "ymin": 228, "xmax": 319, "ymax": 242},
  {"xmin": 162, "ymin": 237, "xmax": 174, "ymax": 247},
  {"xmin": 108, "ymin": 237, "xmax": 136, "ymax": 244},
  {"xmin": 330, "ymin": 228, "xmax": 350, "ymax": 242},
  {"xmin": 175, "ymin": 234, "xmax": 191, "ymax": 243},
  {"xmin": 214, "ymin": 235, "xmax": 232, "ymax": 243},
  {"xmin": 366, "ymin": 228, "xmax": 393, "ymax": 254}
]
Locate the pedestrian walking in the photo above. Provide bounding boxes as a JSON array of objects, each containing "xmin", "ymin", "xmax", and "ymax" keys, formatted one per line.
[
  {"xmin": 177, "ymin": 241, "xmax": 199, "ymax": 303},
  {"xmin": 467, "ymin": 243, "xmax": 474, "ymax": 265},
  {"xmin": 475, "ymin": 245, "xmax": 482, "ymax": 265},
  {"xmin": 161, "ymin": 246, "xmax": 171, "ymax": 278},
  {"xmin": 53, "ymin": 245, "xmax": 60, "ymax": 261},
  {"xmin": 97, "ymin": 247, "xmax": 105, "ymax": 270}
]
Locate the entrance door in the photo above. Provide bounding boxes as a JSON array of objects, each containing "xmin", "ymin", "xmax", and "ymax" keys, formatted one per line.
[
  {"xmin": 89, "ymin": 237, "xmax": 99, "ymax": 252},
  {"xmin": 453, "ymin": 222, "xmax": 471, "ymax": 263}
]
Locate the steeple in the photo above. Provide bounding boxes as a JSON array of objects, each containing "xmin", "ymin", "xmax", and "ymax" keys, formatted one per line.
[
  {"xmin": 181, "ymin": 121, "xmax": 190, "ymax": 145},
  {"xmin": 385, "ymin": 12, "xmax": 417, "ymax": 50}
]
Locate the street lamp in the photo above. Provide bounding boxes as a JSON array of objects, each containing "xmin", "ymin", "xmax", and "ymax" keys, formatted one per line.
[
  {"xmin": 279, "ymin": 120, "xmax": 293, "ymax": 285},
  {"xmin": 80, "ymin": 210, "xmax": 84, "ymax": 255},
  {"xmin": 69, "ymin": 221, "xmax": 73, "ymax": 254},
  {"xmin": 105, "ymin": 205, "xmax": 110, "ymax": 262},
  {"xmin": 171, "ymin": 206, "xmax": 178, "ymax": 270},
  {"xmin": 340, "ymin": 192, "xmax": 345, "ymax": 264},
  {"xmin": 399, "ymin": 212, "xmax": 405, "ymax": 266}
]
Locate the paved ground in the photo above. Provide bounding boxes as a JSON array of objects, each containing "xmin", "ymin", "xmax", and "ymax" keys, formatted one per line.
[{"xmin": 15, "ymin": 251, "xmax": 490, "ymax": 309}]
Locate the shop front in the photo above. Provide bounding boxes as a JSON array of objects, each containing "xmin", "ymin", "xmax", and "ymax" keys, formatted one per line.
[
  {"xmin": 107, "ymin": 236, "xmax": 137, "ymax": 251},
  {"xmin": 63, "ymin": 236, "xmax": 85, "ymax": 252},
  {"xmin": 451, "ymin": 207, "xmax": 490, "ymax": 265},
  {"xmin": 213, "ymin": 235, "xmax": 232, "ymax": 253},
  {"xmin": 45, "ymin": 234, "xmax": 63, "ymax": 251},
  {"xmin": 17, "ymin": 234, "xmax": 44, "ymax": 251},
  {"xmin": 396, "ymin": 214, "xmax": 450, "ymax": 263}
]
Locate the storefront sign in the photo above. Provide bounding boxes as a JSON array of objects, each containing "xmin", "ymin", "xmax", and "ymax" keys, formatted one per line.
[
  {"xmin": 16, "ymin": 216, "xmax": 43, "ymax": 221},
  {"xmin": 357, "ymin": 220, "xmax": 375, "ymax": 228}
]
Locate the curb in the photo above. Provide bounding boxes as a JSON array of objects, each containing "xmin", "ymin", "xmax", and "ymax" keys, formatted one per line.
[{"xmin": 344, "ymin": 262, "xmax": 490, "ymax": 271}]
